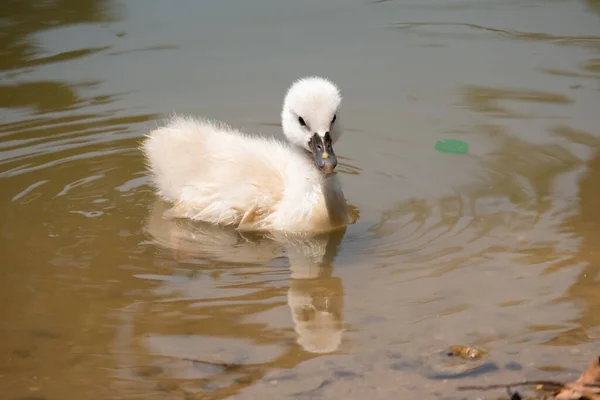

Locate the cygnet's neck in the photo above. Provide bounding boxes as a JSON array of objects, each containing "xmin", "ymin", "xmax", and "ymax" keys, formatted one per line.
[{"xmin": 289, "ymin": 144, "xmax": 347, "ymax": 227}]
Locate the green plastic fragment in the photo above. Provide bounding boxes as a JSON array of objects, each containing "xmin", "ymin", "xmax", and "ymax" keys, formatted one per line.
[{"xmin": 435, "ymin": 139, "xmax": 468, "ymax": 154}]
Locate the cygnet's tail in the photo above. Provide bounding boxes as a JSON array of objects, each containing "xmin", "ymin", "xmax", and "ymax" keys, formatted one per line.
[{"xmin": 141, "ymin": 115, "xmax": 219, "ymax": 202}]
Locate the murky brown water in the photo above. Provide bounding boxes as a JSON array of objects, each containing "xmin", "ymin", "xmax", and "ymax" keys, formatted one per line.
[{"xmin": 1, "ymin": 0, "xmax": 600, "ymax": 399}]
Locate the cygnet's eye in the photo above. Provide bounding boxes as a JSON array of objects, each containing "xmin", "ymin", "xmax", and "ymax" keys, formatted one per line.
[
  {"xmin": 298, "ymin": 116, "xmax": 306, "ymax": 127},
  {"xmin": 331, "ymin": 114, "xmax": 337, "ymax": 124}
]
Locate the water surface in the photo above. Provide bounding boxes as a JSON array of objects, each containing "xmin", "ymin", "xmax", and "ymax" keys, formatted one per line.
[{"xmin": 1, "ymin": 0, "xmax": 600, "ymax": 399}]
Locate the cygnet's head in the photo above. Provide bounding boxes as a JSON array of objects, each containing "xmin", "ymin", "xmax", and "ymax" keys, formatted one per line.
[{"xmin": 281, "ymin": 77, "xmax": 342, "ymax": 174}]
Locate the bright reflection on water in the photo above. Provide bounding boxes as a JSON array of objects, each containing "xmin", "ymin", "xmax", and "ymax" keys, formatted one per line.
[{"xmin": 1, "ymin": 0, "xmax": 600, "ymax": 399}]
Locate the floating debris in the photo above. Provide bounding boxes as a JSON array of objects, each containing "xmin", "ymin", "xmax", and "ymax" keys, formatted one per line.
[
  {"xmin": 421, "ymin": 345, "xmax": 496, "ymax": 379},
  {"xmin": 448, "ymin": 345, "xmax": 487, "ymax": 360},
  {"xmin": 434, "ymin": 139, "xmax": 469, "ymax": 154}
]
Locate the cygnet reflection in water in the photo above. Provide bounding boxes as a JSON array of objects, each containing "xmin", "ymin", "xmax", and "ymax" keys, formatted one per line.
[
  {"xmin": 144, "ymin": 200, "xmax": 346, "ymax": 354},
  {"xmin": 288, "ymin": 261, "xmax": 344, "ymax": 354}
]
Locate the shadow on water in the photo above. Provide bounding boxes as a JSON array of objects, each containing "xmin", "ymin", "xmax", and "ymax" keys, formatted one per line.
[
  {"xmin": 587, "ymin": 0, "xmax": 600, "ymax": 15},
  {"xmin": 0, "ymin": 0, "xmax": 131, "ymax": 116},
  {"xmin": 539, "ymin": 128, "xmax": 600, "ymax": 346},
  {"xmin": 459, "ymin": 87, "xmax": 573, "ymax": 118},
  {"xmin": 1, "ymin": 81, "xmax": 96, "ymax": 112},
  {"xmin": 107, "ymin": 200, "xmax": 347, "ymax": 398},
  {"xmin": 0, "ymin": 0, "xmax": 159, "ymax": 201},
  {"xmin": 0, "ymin": 0, "xmax": 115, "ymax": 72}
]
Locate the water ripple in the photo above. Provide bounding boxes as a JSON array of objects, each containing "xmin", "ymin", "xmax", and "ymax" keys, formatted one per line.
[
  {"xmin": 345, "ymin": 124, "xmax": 586, "ymax": 284},
  {"xmin": 0, "ymin": 113, "xmax": 157, "ymax": 179},
  {"xmin": 391, "ymin": 22, "xmax": 600, "ymax": 50}
]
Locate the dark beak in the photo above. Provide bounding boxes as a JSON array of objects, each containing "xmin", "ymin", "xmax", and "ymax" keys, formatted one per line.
[{"xmin": 308, "ymin": 132, "xmax": 337, "ymax": 174}]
